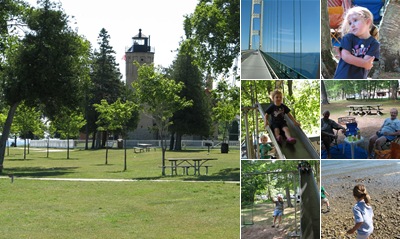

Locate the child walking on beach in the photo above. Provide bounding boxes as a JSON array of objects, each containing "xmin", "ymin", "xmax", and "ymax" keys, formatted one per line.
[
  {"xmin": 347, "ymin": 184, "xmax": 374, "ymax": 239},
  {"xmin": 259, "ymin": 134, "xmax": 272, "ymax": 159},
  {"xmin": 333, "ymin": 6, "xmax": 380, "ymax": 79},
  {"xmin": 264, "ymin": 89, "xmax": 300, "ymax": 145},
  {"xmin": 272, "ymin": 194, "xmax": 284, "ymax": 228}
]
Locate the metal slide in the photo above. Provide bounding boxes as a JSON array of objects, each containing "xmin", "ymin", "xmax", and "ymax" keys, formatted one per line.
[
  {"xmin": 257, "ymin": 103, "xmax": 319, "ymax": 159},
  {"xmin": 299, "ymin": 169, "xmax": 321, "ymax": 239}
]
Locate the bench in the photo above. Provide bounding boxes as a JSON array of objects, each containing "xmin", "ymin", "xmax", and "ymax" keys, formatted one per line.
[{"xmin": 133, "ymin": 147, "xmax": 144, "ymax": 153}]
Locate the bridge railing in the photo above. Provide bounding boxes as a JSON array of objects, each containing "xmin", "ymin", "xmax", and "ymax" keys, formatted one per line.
[{"xmin": 260, "ymin": 51, "xmax": 308, "ymax": 79}]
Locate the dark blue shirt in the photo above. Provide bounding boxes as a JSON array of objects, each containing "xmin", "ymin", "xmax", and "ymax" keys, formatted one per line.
[
  {"xmin": 334, "ymin": 33, "xmax": 379, "ymax": 79},
  {"xmin": 265, "ymin": 103, "xmax": 290, "ymax": 124}
]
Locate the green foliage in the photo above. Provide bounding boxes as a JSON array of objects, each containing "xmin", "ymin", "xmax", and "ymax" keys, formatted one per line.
[
  {"xmin": 170, "ymin": 40, "xmax": 211, "ymax": 138},
  {"xmin": 93, "ymin": 99, "xmax": 136, "ymax": 133},
  {"xmin": 184, "ymin": 0, "xmax": 239, "ymax": 74},
  {"xmin": 12, "ymin": 102, "xmax": 44, "ymax": 139},
  {"xmin": 87, "ymin": 28, "xmax": 124, "ymax": 137},
  {"xmin": 51, "ymin": 108, "xmax": 86, "ymax": 139},
  {"xmin": 324, "ymin": 80, "xmax": 399, "ymax": 100},
  {"xmin": 211, "ymin": 80, "xmax": 239, "ymax": 142},
  {"xmin": 241, "ymin": 80, "xmax": 320, "ymax": 137},
  {"xmin": 3, "ymin": 0, "xmax": 91, "ymax": 115},
  {"xmin": 132, "ymin": 63, "xmax": 192, "ymax": 132}
]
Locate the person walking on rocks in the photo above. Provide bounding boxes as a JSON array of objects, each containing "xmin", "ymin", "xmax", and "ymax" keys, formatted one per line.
[
  {"xmin": 321, "ymin": 186, "xmax": 330, "ymax": 212},
  {"xmin": 272, "ymin": 194, "xmax": 284, "ymax": 228},
  {"xmin": 347, "ymin": 184, "xmax": 374, "ymax": 239}
]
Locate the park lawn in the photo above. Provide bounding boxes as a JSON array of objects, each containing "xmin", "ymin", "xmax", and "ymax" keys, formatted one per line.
[
  {"xmin": 1, "ymin": 179, "xmax": 239, "ymax": 239},
  {"xmin": 1, "ymin": 147, "xmax": 240, "ymax": 238},
  {"xmin": 2, "ymin": 147, "xmax": 239, "ymax": 181}
]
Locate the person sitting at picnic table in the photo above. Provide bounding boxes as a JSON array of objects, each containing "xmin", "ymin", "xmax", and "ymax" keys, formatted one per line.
[
  {"xmin": 321, "ymin": 110, "xmax": 346, "ymax": 159},
  {"xmin": 368, "ymin": 108, "xmax": 400, "ymax": 158}
]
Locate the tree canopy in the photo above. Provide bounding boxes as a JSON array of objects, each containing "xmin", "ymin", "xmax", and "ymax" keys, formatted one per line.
[{"xmin": 184, "ymin": 0, "xmax": 239, "ymax": 75}]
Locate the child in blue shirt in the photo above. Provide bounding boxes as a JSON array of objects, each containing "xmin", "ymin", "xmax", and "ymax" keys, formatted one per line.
[
  {"xmin": 347, "ymin": 184, "xmax": 374, "ymax": 238},
  {"xmin": 334, "ymin": 6, "xmax": 379, "ymax": 79},
  {"xmin": 259, "ymin": 134, "xmax": 273, "ymax": 159}
]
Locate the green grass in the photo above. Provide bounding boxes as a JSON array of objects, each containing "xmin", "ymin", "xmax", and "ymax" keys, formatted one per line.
[{"xmin": 1, "ymin": 147, "xmax": 240, "ymax": 239}]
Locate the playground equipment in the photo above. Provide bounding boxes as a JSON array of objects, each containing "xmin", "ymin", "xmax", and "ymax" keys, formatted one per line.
[
  {"xmin": 241, "ymin": 163, "xmax": 320, "ymax": 238},
  {"xmin": 241, "ymin": 170, "xmax": 300, "ymax": 236},
  {"xmin": 299, "ymin": 163, "xmax": 321, "ymax": 238}
]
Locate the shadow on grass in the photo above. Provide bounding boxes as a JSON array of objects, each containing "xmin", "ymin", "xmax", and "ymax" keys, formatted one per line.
[
  {"xmin": 184, "ymin": 167, "xmax": 240, "ymax": 182},
  {"xmin": 7, "ymin": 158, "xmax": 34, "ymax": 161},
  {"xmin": 1, "ymin": 166, "xmax": 78, "ymax": 177}
]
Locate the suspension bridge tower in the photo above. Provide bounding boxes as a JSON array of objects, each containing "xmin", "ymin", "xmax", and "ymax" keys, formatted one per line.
[{"xmin": 249, "ymin": 0, "xmax": 263, "ymax": 50}]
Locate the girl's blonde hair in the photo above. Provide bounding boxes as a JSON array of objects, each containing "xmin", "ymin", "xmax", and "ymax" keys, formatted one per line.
[
  {"xmin": 270, "ymin": 89, "xmax": 283, "ymax": 100},
  {"xmin": 353, "ymin": 184, "xmax": 371, "ymax": 205},
  {"xmin": 341, "ymin": 6, "xmax": 376, "ymax": 39}
]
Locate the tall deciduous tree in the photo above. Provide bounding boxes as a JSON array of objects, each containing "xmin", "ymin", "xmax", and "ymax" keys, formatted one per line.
[
  {"xmin": 132, "ymin": 64, "xmax": 192, "ymax": 176},
  {"xmin": 0, "ymin": 0, "xmax": 91, "ymax": 171},
  {"xmin": 170, "ymin": 40, "xmax": 211, "ymax": 150},
  {"xmin": 88, "ymin": 28, "xmax": 124, "ymax": 149},
  {"xmin": 184, "ymin": 0, "xmax": 239, "ymax": 75}
]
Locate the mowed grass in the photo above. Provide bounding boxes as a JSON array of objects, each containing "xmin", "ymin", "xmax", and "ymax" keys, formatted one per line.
[{"xmin": 1, "ymin": 147, "xmax": 240, "ymax": 239}]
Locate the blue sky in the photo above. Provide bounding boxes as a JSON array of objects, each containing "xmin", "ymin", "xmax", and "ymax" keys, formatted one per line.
[{"xmin": 241, "ymin": 0, "xmax": 320, "ymax": 53}]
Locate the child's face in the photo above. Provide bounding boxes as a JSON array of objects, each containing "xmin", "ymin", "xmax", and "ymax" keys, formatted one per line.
[
  {"xmin": 261, "ymin": 137, "xmax": 268, "ymax": 144},
  {"xmin": 348, "ymin": 13, "xmax": 371, "ymax": 39},
  {"xmin": 273, "ymin": 94, "xmax": 283, "ymax": 105}
]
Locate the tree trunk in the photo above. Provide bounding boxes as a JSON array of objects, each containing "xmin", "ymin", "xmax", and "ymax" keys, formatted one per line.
[
  {"xmin": 321, "ymin": 0, "xmax": 337, "ymax": 78},
  {"xmin": 285, "ymin": 186, "xmax": 293, "ymax": 208},
  {"xmin": 390, "ymin": 80, "xmax": 399, "ymax": 100},
  {"xmin": 321, "ymin": 80, "xmax": 329, "ymax": 104},
  {"xmin": 174, "ymin": 133, "xmax": 182, "ymax": 151},
  {"xmin": 169, "ymin": 132, "xmax": 175, "ymax": 150},
  {"xmin": 0, "ymin": 102, "xmax": 20, "ymax": 172},
  {"xmin": 123, "ymin": 136, "xmax": 127, "ymax": 171}
]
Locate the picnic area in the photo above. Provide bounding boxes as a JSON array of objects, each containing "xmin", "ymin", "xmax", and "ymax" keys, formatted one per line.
[
  {"xmin": 321, "ymin": 99, "xmax": 400, "ymax": 159},
  {"xmin": 0, "ymin": 146, "xmax": 240, "ymax": 238}
]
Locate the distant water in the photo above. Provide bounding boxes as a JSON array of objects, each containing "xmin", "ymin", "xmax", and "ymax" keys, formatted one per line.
[
  {"xmin": 321, "ymin": 160, "xmax": 400, "ymax": 178},
  {"xmin": 265, "ymin": 52, "xmax": 320, "ymax": 79}
]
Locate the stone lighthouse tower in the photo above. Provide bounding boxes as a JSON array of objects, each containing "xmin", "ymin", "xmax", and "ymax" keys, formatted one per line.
[
  {"xmin": 125, "ymin": 29, "xmax": 156, "ymax": 140},
  {"xmin": 125, "ymin": 29, "xmax": 155, "ymax": 88}
]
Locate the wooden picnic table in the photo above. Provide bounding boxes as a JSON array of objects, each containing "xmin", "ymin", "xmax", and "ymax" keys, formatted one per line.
[
  {"xmin": 166, "ymin": 158, "xmax": 217, "ymax": 176},
  {"xmin": 346, "ymin": 104, "xmax": 383, "ymax": 116}
]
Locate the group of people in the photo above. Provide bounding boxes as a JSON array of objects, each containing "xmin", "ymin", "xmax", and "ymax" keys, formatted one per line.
[{"xmin": 321, "ymin": 108, "xmax": 400, "ymax": 159}]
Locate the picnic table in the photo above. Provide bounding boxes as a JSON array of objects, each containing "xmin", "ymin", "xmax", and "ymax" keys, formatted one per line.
[
  {"xmin": 346, "ymin": 104, "xmax": 383, "ymax": 116},
  {"xmin": 138, "ymin": 143, "xmax": 152, "ymax": 152},
  {"xmin": 166, "ymin": 158, "xmax": 217, "ymax": 176}
]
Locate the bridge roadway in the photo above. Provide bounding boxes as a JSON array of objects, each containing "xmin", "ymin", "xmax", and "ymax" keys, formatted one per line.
[{"xmin": 241, "ymin": 50, "xmax": 272, "ymax": 79}]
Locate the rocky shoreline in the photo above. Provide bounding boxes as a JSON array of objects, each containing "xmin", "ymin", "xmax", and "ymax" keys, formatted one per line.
[{"xmin": 321, "ymin": 169, "xmax": 400, "ymax": 238}]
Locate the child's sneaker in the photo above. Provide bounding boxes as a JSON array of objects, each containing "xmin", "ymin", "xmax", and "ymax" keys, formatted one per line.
[{"xmin": 286, "ymin": 137, "xmax": 297, "ymax": 144}]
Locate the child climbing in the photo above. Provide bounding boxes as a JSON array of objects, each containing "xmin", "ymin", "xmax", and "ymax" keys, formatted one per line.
[
  {"xmin": 272, "ymin": 194, "xmax": 284, "ymax": 228},
  {"xmin": 334, "ymin": 6, "xmax": 380, "ymax": 79},
  {"xmin": 347, "ymin": 184, "xmax": 374, "ymax": 238},
  {"xmin": 264, "ymin": 89, "xmax": 301, "ymax": 144}
]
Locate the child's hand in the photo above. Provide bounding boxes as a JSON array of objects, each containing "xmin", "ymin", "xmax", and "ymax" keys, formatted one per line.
[{"xmin": 363, "ymin": 56, "xmax": 375, "ymax": 70}]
